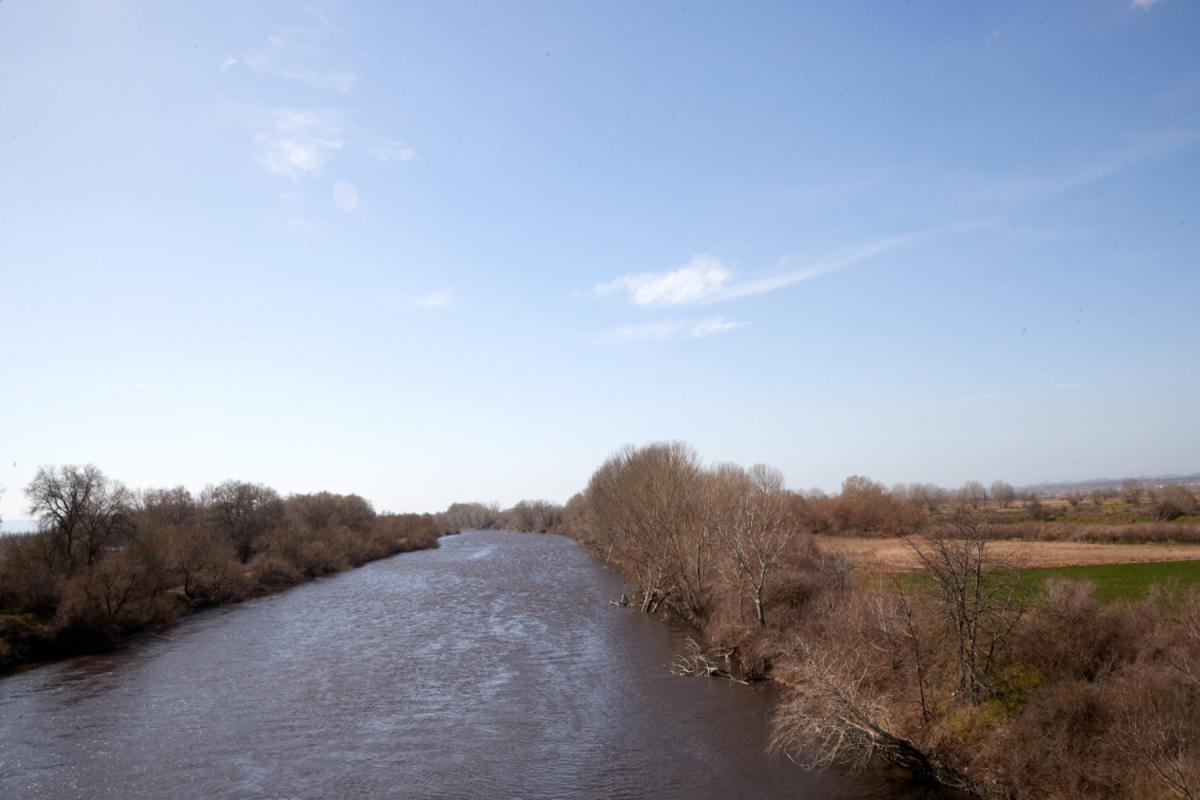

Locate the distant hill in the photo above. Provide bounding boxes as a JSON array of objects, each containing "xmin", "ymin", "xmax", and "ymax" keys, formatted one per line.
[{"xmin": 1017, "ymin": 473, "xmax": 1200, "ymax": 495}]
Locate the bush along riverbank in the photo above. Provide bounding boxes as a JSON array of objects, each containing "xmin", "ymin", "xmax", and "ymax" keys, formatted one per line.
[
  {"xmin": 530, "ymin": 442, "xmax": 1200, "ymax": 800},
  {"xmin": 0, "ymin": 465, "xmax": 450, "ymax": 674}
]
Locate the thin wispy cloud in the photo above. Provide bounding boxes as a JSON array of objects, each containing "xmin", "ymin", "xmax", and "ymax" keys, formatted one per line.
[
  {"xmin": 236, "ymin": 11, "xmax": 416, "ymax": 182},
  {"xmin": 594, "ymin": 232, "xmax": 925, "ymax": 308},
  {"xmin": 595, "ymin": 255, "xmax": 732, "ymax": 307},
  {"xmin": 242, "ymin": 28, "xmax": 359, "ymax": 93},
  {"xmin": 600, "ymin": 317, "xmax": 743, "ymax": 343},
  {"xmin": 419, "ymin": 291, "xmax": 454, "ymax": 309},
  {"xmin": 977, "ymin": 129, "xmax": 1196, "ymax": 200},
  {"xmin": 254, "ymin": 109, "xmax": 343, "ymax": 179},
  {"xmin": 367, "ymin": 139, "xmax": 419, "ymax": 163},
  {"xmin": 1131, "ymin": 0, "xmax": 1168, "ymax": 9}
]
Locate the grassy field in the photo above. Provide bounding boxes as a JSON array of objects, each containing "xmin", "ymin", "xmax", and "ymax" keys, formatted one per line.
[{"xmin": 1013, "ymin": 560, "xmax": 1200, "ymax": 604}]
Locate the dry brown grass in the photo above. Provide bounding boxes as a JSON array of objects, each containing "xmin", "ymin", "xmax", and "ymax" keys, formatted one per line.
[{"xmin": 815, "ymin": 534, "xmax": 1200, "ymax": 571}]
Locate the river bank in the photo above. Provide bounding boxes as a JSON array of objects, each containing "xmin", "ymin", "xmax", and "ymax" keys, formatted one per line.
[
  {"xmin": 532, "ymin": 442, "xmax": 1200, "ymax": 799},
  {"xmin": 1, "ymin": 479, "xmax": 446, "ymax": 675},
  {"xmin": 0, "ymin": 530, "xmax": 948, "ymax": 799}
]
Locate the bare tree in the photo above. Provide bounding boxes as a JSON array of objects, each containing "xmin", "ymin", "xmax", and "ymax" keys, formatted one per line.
[
  {"xmin": 710, "ymin": 464, "xmax": 798, "ymax": 627},
  {"xmin": 1116, "ymin": 681, "xmax": 1200, "ymax": 800},
  {"xmin": 907, "ymin": 483, "xmax": 948, "ymax": 515},
  {"xmin": 285, "ymin": 492, "xmax": 376, "ymax": 533},
  {"xmin": 960, "ymin": 480, "xmax": 988, "ymax": 511},
  {"xmin": 990, "ymin": 480, "xmax": 1016, "ymax": 509},
  {"xmin": 138, "ymin": 486, "xmax": 198, "ymax": 528},
  {"xmin": 1157, "ymin": 485, "xmax": 1198, "ymax": 522},
  {"xmin": 162, "ymin": 524, "xmax": 242, "ymax": 602},
  {"xmin": 200, "ymin": 480, "xmax": 285, "ymax": 562},
  {"xmin": 26, "ymin": 465, "xmax": 134, "ymax": 571},
  {"xmin": 770, "ymin": 640, "xmax": 967, "ymax": 788},
  {"xmin": 508, "ymin": 499, "xmax": 563, "ymax": 533},
  {"xmin": 437, "ymin": 502, "xmax": 502, "ymax": 531},
  {"xmin": 1122, "ymin": 478, "xmax": 1146, "ymax": 507},
  {"xmin": 584, "ymin": 442, "xmax": 708, "ymax": 615},
  {"xmin": 909, "ymin": 515, "xmax": 1027, "ymax": 705}
]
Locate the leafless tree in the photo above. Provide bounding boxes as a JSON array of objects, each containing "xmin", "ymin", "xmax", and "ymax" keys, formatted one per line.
[
  {"xmin": 990, "ymin": 480, "xmax": 1016, "ymax": 509},
  {"xmin": 508, "ymin": 499, "xmax": 563, "ymax": 533},
  {"xmin": 584, "ymin": 442, "xmax": 708, "ymax": 615},
  {"xmin": 1157, "ymin": 485, "xmax": 1198, "ymax": 522},
  {"xmin": 710, "ymin": 464, "xmax": 798, "ymax": 627},
  {"xmin": 1116, "ymin": 681, "xmax": 1200, "ymax": 800},
  {"xmin": 26, "ymin": 464, "xmax": 134, "ymax": 571},
  {"xmin": 909, "ymin": 515, "xmax": 1027, "ymax": 705},
  {"xmin": 769, "ymin": 640, "xmax": 966, "ymax": 788},
  {"xmin": 162, "ymin": 524, "xmax": 242, "ymax": 602},
  {"xmin": 201, "ymin": 480, "xmax": 285, "ymax": 562},
  {"xmin": 437, "ymin": 502, "xmax": 502, "ymax": 531},
  {"xmin": 907, "ymin": 483, "xmax": 948, "ymax": 515},
  {"xmin": 1123, "ymin": 478, "xmax": 1146, "ymax": 507},
  {"xmin": 960, "ymin": 480, "xmax": 988, "ymax": 511},
  {"xmin": 138, "ymin": 486, "xmax": 198, "ymax": 528},
  {"xmin": 285, "ymin": 492, "xmax": 376, "ymax": 534}
]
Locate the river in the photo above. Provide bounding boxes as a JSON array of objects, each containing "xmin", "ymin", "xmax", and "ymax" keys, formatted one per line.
[{"xmin": 0, "ymin": 530, "xmax": 961, "ymax": 799}]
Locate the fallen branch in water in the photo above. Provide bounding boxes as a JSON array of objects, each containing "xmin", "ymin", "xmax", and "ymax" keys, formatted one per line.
[{"xmin": 671, "ymin": 638, "xmax": 749, "ymax": 683}]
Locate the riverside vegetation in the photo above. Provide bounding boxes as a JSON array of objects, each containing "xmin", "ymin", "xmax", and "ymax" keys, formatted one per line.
[
  {"xmin": 0, "ymin": 465, "xmax": 446, "ymax": 673},
  {"xmin": 442, "ymin": 443, "xmax": 1200, "ymax": 800},
  {"xmin": 5, "ymin": 455, "xmax": 1200, "ymax": 798}
]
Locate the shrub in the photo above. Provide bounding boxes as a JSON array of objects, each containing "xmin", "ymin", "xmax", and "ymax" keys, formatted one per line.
[{"xmin": 1156, "ymin": 485, "xmax": 1198, "ymax": 522}]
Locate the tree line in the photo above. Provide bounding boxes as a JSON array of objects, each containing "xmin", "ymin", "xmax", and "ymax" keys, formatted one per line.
[
  {"xmin": 478, "ymin": 441, "xmax": 1200, "ymax": 800},
  {"xmin": 0, "ymin": 465, "xmax": 446, "ymax": 672}
]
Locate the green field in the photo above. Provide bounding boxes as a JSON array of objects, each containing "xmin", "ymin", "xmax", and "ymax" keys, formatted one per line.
[{"xmin": 1013, "ymin": 560, "xmax": 1200, "ymax": 604}]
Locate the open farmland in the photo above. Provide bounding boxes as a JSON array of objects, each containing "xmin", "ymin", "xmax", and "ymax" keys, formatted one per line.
[{"xmin": 816, "ymin": 534, "xmax": 1200, "ymax": 571}]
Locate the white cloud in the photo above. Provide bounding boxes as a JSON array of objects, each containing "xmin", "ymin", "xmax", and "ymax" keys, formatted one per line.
[
  {"xmin": 419, "ymin": 291, "xmax": 454, "ymax": 308},
  {"xmin": 595, "ymin": 255, "xmax": 733, "ymax": 306},
  {"xmin": 715, "ymin": 232, "xmax": 926, "ymax": 301},
  {"xmin": 601, "ymin": 317, "xmax": 743, "ymax": 343},
  {"xmin": 1132, "ymin": 0, "xmax": 1167, "ymax": 8},
  {"xmin": 242, "ymin": 29, "xmax": 358, "ymax": 92},
  {"xmin": 594, "ymin": 233, "xmax": 923, "ymax": 308},
  {"xmin": 333, "ymin": 181, "xmax": 359, "ymax": 212},
  {"xmin": 254, "ymin": 109, "xmax": 343, "ymax": 179},
  {"xmin": 220, "ymin": 56, "xmax": 237, "ymax": 70},
  {"xmin": 367, "ymin": 139, "xmax": 419, "ymax": 163}
]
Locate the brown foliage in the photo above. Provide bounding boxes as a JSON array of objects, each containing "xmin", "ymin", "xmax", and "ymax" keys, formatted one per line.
[
  {"xmin": 1156, "ymin": 485, "xmax": 1199, "ymax": 523},
  {"xmin": 565, "ymin": 442, "xmax": 1200, "ymax": 798},
  {"xmin": 201, "ymin": 480, "xmax": 285, "ymax": 562},
  {"xmin": 285, "ymin": 491, "xmax": 377, "ymax": 534},
  {"xmin": 584, "ymin": 442, "xmax": 710, "ymax": 615},
  {"xmin": 2, "ymin": 467, "xmax": 442, "ymax": 675},
  {"xmin": 830, "ymin": 476, "xmax": 925, "ymax": 537},
  {"xmin": 51, "ymin": 552, "xmax": 178, "ymax": 648}
]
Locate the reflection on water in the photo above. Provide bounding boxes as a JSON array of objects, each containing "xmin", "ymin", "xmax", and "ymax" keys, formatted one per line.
[{"xmin": 0, "ymin": 531, "xmax": 964, "ymax": 799}]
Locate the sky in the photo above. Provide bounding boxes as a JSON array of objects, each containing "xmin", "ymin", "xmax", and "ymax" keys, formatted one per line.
[{"xmin": 1, "ymin": 0, "xmax": 1198, "ymax": 520}]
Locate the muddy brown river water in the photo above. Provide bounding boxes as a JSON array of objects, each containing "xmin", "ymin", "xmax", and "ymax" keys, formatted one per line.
[{"xmin": 0, "ymin": 530, "xmax": 963, "ymax": 799}]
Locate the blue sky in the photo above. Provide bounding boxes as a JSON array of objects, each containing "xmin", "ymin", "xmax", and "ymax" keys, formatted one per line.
[{"xmin": 1, "ymin": 0, "xmax": 1197, "ymax": 519}]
